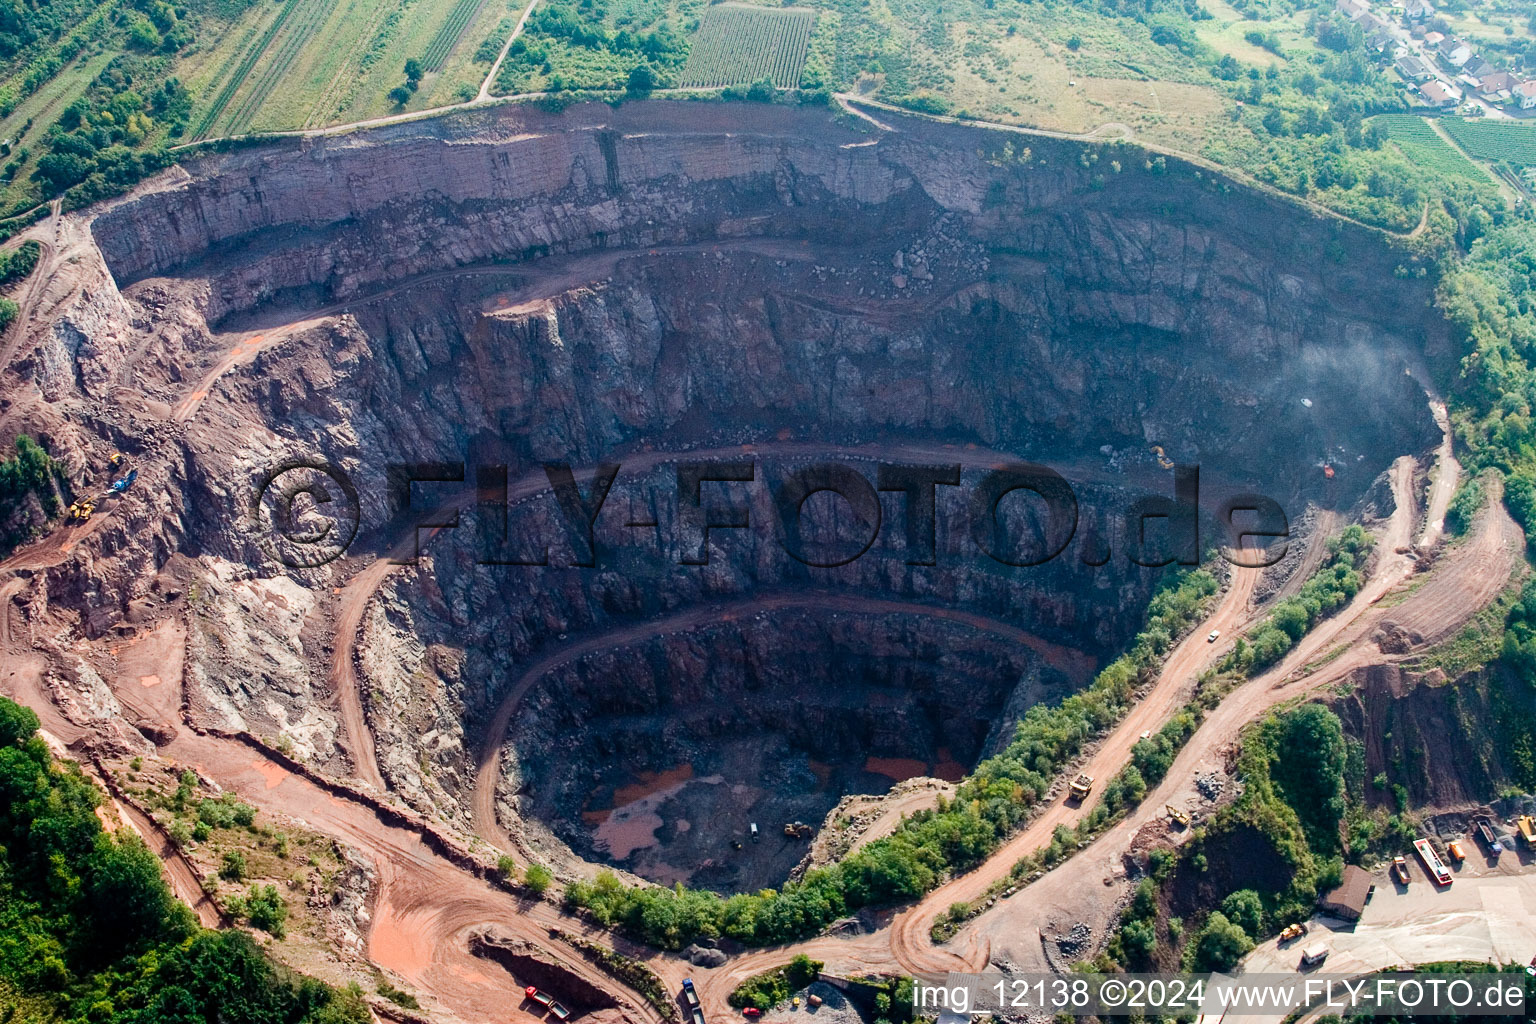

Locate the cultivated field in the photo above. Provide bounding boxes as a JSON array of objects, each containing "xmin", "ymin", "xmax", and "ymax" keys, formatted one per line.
[
  {"xmin": 677, "ymin": 4, "xmax": 814, "ymax": 89},
  {"xmin": 180, "ymin": 0, "xmax": 522, "ymax": 136},
  {"xmin": 1441, "ymin": 117, "xmax": 1536, "ymax": 167},
  {"xmin": 1372, "ymin": 114, "xmax": 1489, "ymax": 181}
]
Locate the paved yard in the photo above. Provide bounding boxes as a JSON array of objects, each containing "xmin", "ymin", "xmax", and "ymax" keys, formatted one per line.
[{"xmin": 1229, "ymin": 848, "xmax": 1536, "ymax": 1022}]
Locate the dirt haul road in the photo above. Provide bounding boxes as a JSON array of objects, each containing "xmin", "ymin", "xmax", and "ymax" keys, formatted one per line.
[
  {"xmin": 1, "ymin": 235, "xmax": 1494, "ymax": 1023},
  {"xmin": 3, "ymin": 429, "xmax": 1511, "ymax": 1024},
  {"xmin": 0, "ymin": 623, "xmax": 667, "ymax": 1024},
  {"xmin": 335, "ymin": 432, "xmax": 1268, "ymax": 837},
  {"xmin": 690, "ymin": 441, "xmax": 1516, "ymax": 1016}
]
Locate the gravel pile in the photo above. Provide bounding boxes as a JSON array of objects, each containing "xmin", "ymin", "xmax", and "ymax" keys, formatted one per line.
[
  {"xmin": 1055, "ymin": 922, "xmax": 1092, "ymax": 958},
  {"xmin": 763, "ymin": 982, "xmax": 866, "ymax": 1024}
]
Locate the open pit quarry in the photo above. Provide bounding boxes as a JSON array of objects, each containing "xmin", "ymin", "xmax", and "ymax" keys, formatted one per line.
[{"xmin": 0, "ymin": 99, "xmax": 1518, "ymax": 1024}]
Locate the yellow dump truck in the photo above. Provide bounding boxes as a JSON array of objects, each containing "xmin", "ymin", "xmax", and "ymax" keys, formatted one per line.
[
  {"xmin": 1068, "ymin": 774, "xmax": 1094, "ymax": 801},
  {"xmin": 1517, "ymin": 815, "xmax": 1535, "ymax": 848}
]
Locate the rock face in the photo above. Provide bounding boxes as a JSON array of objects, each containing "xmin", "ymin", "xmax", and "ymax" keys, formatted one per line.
[{"xmin": 8, "ymin": 100, "xmax": 1448, "ymax": 891}]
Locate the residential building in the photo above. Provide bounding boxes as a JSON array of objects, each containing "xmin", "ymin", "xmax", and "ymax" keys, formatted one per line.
[
  {"xmin": 1395, "ymin": 54, "xmax": 1434, "ymax": 81},
  {"xmin": 1404, "ymin": 0, "xmax": 1435, "ymax": 22},
  {"xmin": 1476, "ymin": 71, "xmax": 1519, "ymax": 99},
  {"xmin": 1419, "ymin": 80, "xmax": 1458, "ymax": 106},
  {"xmin": 1462, "ymin": 55, "xmax": 1493, "ymax": 79},
  {"xmin": 1436, "ymin": 37, "xmax": 1472, "ymax": 67},
  {"xmin": 1518, "ymin": 80, "xmax": 1536, "ymax": 109},
  {"xmin": 1336, "ymin": 0, "xmax": 1370, "ymax": 20}
]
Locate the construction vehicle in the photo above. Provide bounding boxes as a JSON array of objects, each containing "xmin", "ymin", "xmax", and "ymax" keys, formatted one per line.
[
  {"xmin": 1299, "ymin": 944, "xmax": 1329, "ymax": 968},
  {"xmin": 108, "ymin": 451, "xmax": 125, "ymax": 469},
  {"xmin": 1415, "ymin": 838, "xmax": 1453, "ymax": 886},
  {"xmin": 108, "ymin": 469, "xmax": 137, "ymax": 494},
  {"xmin": 750, "ymin": 823, "xmax": 759, "ymax": 842},
  {"xmin": 783, "ymin": 821, "xmax": 813, "ymax": 839},
  {"xmin": 1279, "ymin": 922, "xmax": 1306, "ymax": 943},
  {"xmin": 1068, "ymin": 774, "xmax": 1094, "ymax": 802},
  {"xmin": 549, "ymin": 1002, "xmax": 571, "ymax": 1022},
  {"xmin": 1447, "ymin": 840, "xmax": 1466, "ymax": 863},
  {"xmin": 1517, "ymin": 815, "xmax": 1535, "ymax": 848},
  {"xmin": 67, "ymin": 499, "xmax": 94, "ymax": 523},
  {"xmin": 1391, "ymin": 855, "xmax": 1410, "ymax": 885},
  {"xmin": 1166, "ymin": 805, "xmax": 1191, "ymax": 828},
  {"xmin": 682, "ymin": 980, "xmax": 701, "ymax": 1012},
  {"xmin": 1475, "ymin": 817, "xmax": 1502, "ymax": 855},
  {"xmin": 525, "ymin": 987, "xmax": 554, "ymax": 1010}
]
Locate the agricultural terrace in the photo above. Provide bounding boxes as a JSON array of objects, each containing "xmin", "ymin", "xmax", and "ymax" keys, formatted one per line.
[
  {"xmin": 677, "ymin": 4, "xmax": 813, "ymax": 89},
  {"xmin": 179, "ymin": 0, "xmax": 520, "ymax": 134},
  {"xmin": 492, "ymin": 0, "xmax": 696, "ymax": 95}
]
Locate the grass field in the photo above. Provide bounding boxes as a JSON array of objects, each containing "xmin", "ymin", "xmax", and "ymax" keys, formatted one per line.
[
  {"xmin": 923, "ymin": 8, "xmax": 1226, "ymax": 153},
  {"xmin": 1194, "ymin": 0, "xmax": 1316, "ymax": 66},
  {"xmin": 1372, "ymin": 113, "xmax": 1490, "ymax": 182},
  {"xmin": 1440, "ymin": 117, "xmax": 1536, "ymax": 167},
  {"xmin": 677, "ymin": 4, "xmax": 813, "ymax": 89}
]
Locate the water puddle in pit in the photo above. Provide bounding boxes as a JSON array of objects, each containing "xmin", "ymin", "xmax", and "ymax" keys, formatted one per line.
[
  {"xmin": 864, "ymin": 747, "xmax": 966, "ymax": 784},
  {"xmin": 585, "ymin": 766, "xmax": 725, "ymax": 861}
]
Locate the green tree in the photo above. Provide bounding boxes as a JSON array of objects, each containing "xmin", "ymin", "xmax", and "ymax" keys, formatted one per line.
[
  {"xmin": 626, "ymin": 63, "xmax": 655, "ymax": 97},
  {"xmin": 1121, "ymin": 917, "xmax": 1157, "ymax": 965},
  {"xmin": 0, "ymin": 698, "xmax": 38, "ymax": 746},
  {"xmin": 244, "ymin": 884, "xmax": 287, "ymax": 938},
  {"xmin": 82, "ymin": 833, "xmax": 193, "ymax": 962},
  {"xmin": 1266, "ymin": 705, "xmax": 1347, "ymax": 855},
  {"xmin": 1189, "ymin": 911, "xmax": 1253, "ymax": 971},
  {"xmin": 1220, "ymin": 889, "xmax": 1264, "ymax": 936}
]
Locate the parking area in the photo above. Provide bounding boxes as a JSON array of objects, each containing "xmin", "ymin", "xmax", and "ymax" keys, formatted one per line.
[{"xmin": 1242, "ymin": 850, "xmax": 1536, "ymax": 977}]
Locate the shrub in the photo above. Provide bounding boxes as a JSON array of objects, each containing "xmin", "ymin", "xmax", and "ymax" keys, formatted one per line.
[
  {"xmin": 524, "ymin": 863, "xmax": 553, "ymax": 895},
  {"xmin": 243, "ymin": 884, "xmax": 287, "ymax": 937},
  {"xmin": 728, "ymin": 954, "xmax": 823, "ymax": 1010},
  {"xmin": 198, "ymin": 793, "xmax": 257, "ymax": 829},
  {"xmin": 219, "ymin": 851, "xmax": 246, "ymax": 882},
  {"xmin": 1445, "ymin": 477, "xmax": 1483, "ymax": 536}
]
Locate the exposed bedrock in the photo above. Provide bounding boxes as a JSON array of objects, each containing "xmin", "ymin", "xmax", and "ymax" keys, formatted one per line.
[{"xmin": 14, "ymin": 100, "xmax": 1447, "ymax": 888}]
